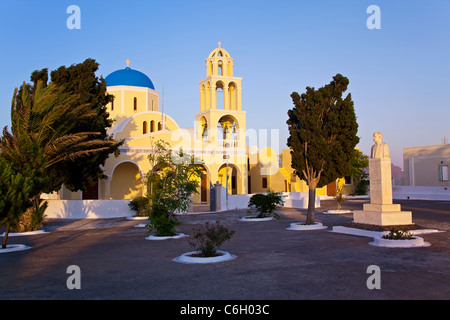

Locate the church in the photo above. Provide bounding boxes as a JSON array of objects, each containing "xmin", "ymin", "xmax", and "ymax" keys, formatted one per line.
[{"xmin": 56, "ymin": 44, "xmax": 350, "ymax": 206}]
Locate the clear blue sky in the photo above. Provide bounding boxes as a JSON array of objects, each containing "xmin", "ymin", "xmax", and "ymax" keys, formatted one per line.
[{"xmin": 1, "ymin": 0, "xmax": 449, "ymax": 168}]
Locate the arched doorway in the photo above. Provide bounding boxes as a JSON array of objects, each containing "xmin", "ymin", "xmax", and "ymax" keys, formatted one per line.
[
  {"xmin": 110, "ymin": 161, "xmax": 143, "ymax": 199},
  {"xmin": 218, "ymin": 163, "xmax": 238, "ymax": 195}
]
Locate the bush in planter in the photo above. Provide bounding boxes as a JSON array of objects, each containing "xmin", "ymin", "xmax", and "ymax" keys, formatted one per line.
[
  {"xmin": 146, "ymin": 203, "xmax": 179, "ymax": 237},
  {"xmin": 128, "ymin": 196, "xmax": 150, "ymax": 217},
  {"xmin": 335, "ymin": 184, "xmax": 345, "ymax": 211},
  {"xmin": 382, "ymin": 229, "xmax": 414, "ymax": 240},
  {"xmin": 188, "ymin": 221, "xmax": 235, "ymax": 257},
  {"xmin": 248, "ymin": 191, "xmax": 284, "ymax": 219},
  {"xmin": 143, "ymin": 139, "xmax": 203, "ymax": 237}
]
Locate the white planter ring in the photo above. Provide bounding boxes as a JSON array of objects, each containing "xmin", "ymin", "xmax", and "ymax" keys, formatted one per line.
[
  {"xmin": 1, "ymin": 230, "xmax": 47, "ymax": 237},
  {"xmin": 173, "ymin": 250, "xmax": 237, "ymax": 264},
  {"xmin": 286, "ymin": 222, "xmax": 328, "ymax": 231},
  {"xmin": 369, "ymin": 236, "xmax": 431, "ymax": 248},
  {"xmin": 240, "ymin": 216, "xmax": 275, "ymax": 222},
  {"xmin": 126, "ymin": 216, "xmax": 148, "ymax": 221},
  {"xmin": 0, "ymin": 244, "xmax": 31, "ymax": 253},
  {"xmin": 145, "ymin": 233, "xmax": 188, "ymax": 240},
  {"xmin": 323, "ymin": 210, "xmax": 352, "ymax": 214}
]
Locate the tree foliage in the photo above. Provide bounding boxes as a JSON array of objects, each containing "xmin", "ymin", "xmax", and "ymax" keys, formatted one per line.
[
  {"xmin": 19, "ymin": 59, "xmax": 120, "ymax": 192},
  {"xmin": 287, "ymin": 74, "xmax": 359, "ymax": 224},
  {"xmin": 0, "ymin": 59, "xmax": 122, "ymax": 231},
  {"xmin": 144, "ymin": 139, "xmax": 203, "ymax": 236},
  {"xmin": 0, "ymin": 156, "xmax": 34, "ymax": 248}
]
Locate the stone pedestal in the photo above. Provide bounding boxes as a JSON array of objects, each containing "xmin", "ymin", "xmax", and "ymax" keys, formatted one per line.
[{"xmin": 353, "ymin": 158, "xmax": 413, "ymax": 226}]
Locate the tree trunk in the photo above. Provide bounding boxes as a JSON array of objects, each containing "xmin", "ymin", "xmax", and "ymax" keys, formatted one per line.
[
  {"xmin": 306, "ymin": 186, "xmax": 316, "ymax": 225},
  {"xmin": 2, "ymin": 222, "xmax": 10, "ymax": 249}
]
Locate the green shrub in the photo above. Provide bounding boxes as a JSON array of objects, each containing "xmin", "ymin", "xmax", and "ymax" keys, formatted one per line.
[
  {"xmin": 248, "ymin": 191, "xmax": 284, "ymax": 218},
  {"xmin": 189, "ymin": 221, "xmax": 235, "ymax": 257},
  {"xmin": 128, "ymin": 196, "xmax": 150, "ymax": 216},
  {"xmin": 146, "ymin": 203, "xmax": 179, "ymax": 237}
]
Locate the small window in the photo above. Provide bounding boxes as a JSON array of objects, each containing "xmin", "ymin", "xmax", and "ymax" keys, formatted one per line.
[
  {"xmin": 134, "ymin": 97, "xmax": 137, "ymax": 111},
  {"xmin": 439, "ymin": 165, "xmax": 448, "ymax": 181},
  {"xmin": 111, "ymin": 99, "xmax": 114, "ymax": 111},
  {"xmin": 262, "ymin": 177, "xmax": 268, "ymax": 189},
  {"xmin": 158, "ymin": 122, "xmax": 162, "ymax": 131}
]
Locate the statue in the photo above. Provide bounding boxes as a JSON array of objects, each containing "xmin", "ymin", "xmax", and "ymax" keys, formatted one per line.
[
  {"xmin": 370, "ymin": 131, "xmax": 389, "ymax": 159},
  {"xmin": 352, "ymin": 131, "xmax": 413, "ymax": 226}
]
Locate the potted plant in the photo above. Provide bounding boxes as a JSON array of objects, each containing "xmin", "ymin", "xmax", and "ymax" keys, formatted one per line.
[
  {"xmin": 173, "ymin": 221, "xmax": 236, "ymax": 264},
  {"xmin": 242, "ymin": 191, "xmax": 283, "ymax": 221}
]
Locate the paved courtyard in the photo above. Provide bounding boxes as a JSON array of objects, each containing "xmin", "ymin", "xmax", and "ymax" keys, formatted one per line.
[{"xmin": 1, "ymin": 199, "xmax": 449, "ymax": 301}]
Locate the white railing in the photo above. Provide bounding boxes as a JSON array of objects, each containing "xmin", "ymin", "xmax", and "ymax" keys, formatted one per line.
[{"xmin": 217, "ymin": 140, "xmax": 239, "ymax": 148}]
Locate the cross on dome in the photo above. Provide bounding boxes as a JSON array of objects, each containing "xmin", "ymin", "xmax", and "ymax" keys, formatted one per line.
[{"xmin": 126, "ymin": 59, "xmax": 131, "ymax": 68}]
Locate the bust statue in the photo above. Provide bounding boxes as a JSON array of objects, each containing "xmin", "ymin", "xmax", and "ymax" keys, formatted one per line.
[{"xmin": 370, "ymin": 132, "xmax": 389, "ymax": 159}]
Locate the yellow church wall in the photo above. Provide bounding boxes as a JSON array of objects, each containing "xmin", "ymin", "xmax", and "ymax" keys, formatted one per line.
[
  {"xmin": 107, "ymin": 90, "xmax": 122, "ymax": 117},
  {"xmin": 124, "ymin": 90, "xmax": 147, "ymax": 114},
  {"xmin": 110, "ymin": 161, "xmax": 143, "ymax": 199}
]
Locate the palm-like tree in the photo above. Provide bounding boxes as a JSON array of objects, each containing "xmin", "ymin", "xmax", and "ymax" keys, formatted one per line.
[{"xmin": 0, "ymin": 80, "xmax": 121, "ymax": 232}]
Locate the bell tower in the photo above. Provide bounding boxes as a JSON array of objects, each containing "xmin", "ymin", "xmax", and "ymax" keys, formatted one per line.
[
  {"xmin": 196, "ymin": 42, "xmax": 246, "ymax": 145},
  {"xmin": 195, "ymin": 43, "xmax": 247, "ymax": 195}
]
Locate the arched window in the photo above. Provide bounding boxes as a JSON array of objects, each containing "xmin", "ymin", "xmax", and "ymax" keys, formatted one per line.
[
  {"xmin": 218, "ymin": 60, "xmax": 223, "ymax": 76},
  {"xmin": 134, "ymin": 97, "xmax": 137, "ymax": 111},
  {"xmin": 150, "ymin": 120, "xmax": 155, "ymax": 132},
  {"xmin": 158, "ymin": 122, "xmax": 162, "ymax": 130},
  {"xmin": 111, "ymin": 99, "xmax": 114, "ymax": 111},
  {"xmin": 143, "ymin": 121, "xmax": 148, "ymax": 134},
  {"xmin": 216, "ymin": 81, "xmax": 225, "ymax": 109}
]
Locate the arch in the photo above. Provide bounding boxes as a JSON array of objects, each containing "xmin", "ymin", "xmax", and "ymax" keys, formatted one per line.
[
  {"xmin": 227, "ymin": 60, "xmax": 232, "ymax": 76},
  {"xmin": 200, "ymin": 84, "xmax": 205, "ymax": 111},
  {"xmin": 205, "ymin": 82, "xmax": 211, "ymax": 110},
  {"xmin": 228, "ymin": 82, "xmax": 237, "ymax": 110},
  {"xmin": 218, "ymin": 162, "xmax": 241, "ymax": 195},
  {"xmin": 217, "ymin": 115, "xmax": 239, "ymax": 147},
  {"xmin": 200, "ymin": 116, "xmax": 208, "ymax": 141},
  {"xmin": 215, "ymin": 80, "xmax": 225, "ymax": 109},
  {"xmin": 143, "ymin": 121, "xmax": 148, "ymax": 134},
  {"xmin": 218, "ymin": 60, "xmax": 223, "ymax": 76},
  {"xmin": 150, "ymin": 120, "xmax": 155, "ymax": 132},
  {"xmin": 110, "ymin": 161, "xmax": 143, "ymax": 199}
]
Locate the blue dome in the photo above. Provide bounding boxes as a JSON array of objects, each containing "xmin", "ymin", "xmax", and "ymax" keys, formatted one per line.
[{"xmin": 105, "ymin": 67, "xmax": 155, "ymax": 89}]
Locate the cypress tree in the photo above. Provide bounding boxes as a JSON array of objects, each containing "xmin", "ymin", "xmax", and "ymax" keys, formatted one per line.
[{"xmin": 287, "ymin": 74, "xmax": 359, "ymax": 224}]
